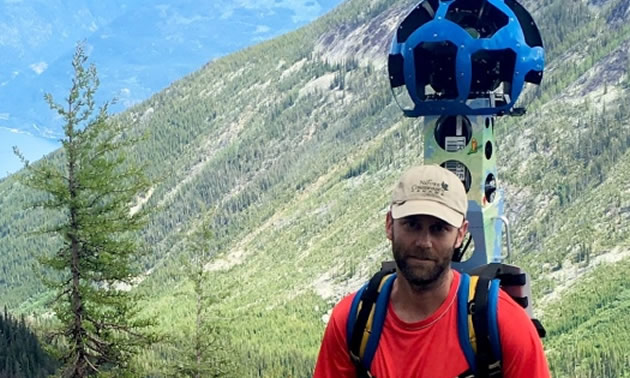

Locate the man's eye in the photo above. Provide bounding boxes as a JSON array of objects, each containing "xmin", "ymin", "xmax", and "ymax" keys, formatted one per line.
[
  {"xmin": 404, "ymin": 221, "xmax": 420, "ymax": 230},
  {"xmin": 430, "ymin": 224, "xmax": 446, "ymax": 233}
]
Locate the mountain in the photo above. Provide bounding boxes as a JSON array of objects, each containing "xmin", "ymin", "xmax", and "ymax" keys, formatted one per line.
[
  {"xmin": 1, "ymin": 0, "xmax": 630, "ymax": 376},
  {"xmin": 0, "ymin": 0, "xmax": 342, "ymax": 177}
]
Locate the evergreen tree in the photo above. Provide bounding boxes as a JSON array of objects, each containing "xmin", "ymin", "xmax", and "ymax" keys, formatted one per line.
[
  {"xmin": 171, "ymin": 219, "xmax": 236, "ymax": 378},
  {"xmin": 14, "ymin": 44, "xmax": 157, "ymax": 377}
]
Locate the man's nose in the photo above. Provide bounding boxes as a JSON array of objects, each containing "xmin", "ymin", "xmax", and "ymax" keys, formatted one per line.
[{"xmin": 414, "ymin": 230, "xmax": 432, "ymax": 249}]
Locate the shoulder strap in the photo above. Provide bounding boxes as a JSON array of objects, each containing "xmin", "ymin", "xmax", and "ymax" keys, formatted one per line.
[
  {"xmin": 347, "ymin": 265, "xmax": 396, "ymax": 377},
  {"xmin": 456, "ymin": 273, "xmax": 503, "ymax": 378},
  {"xmin": 473, "ymin": 276, "xmax": 491, "ymax": 377},
  {"xmin": 349, "ymin": 269, "xmax": 505, "ymax": 378},
  {"xmin": 457, "ymin": 273, "xmax": 477, "ymax": 371}
]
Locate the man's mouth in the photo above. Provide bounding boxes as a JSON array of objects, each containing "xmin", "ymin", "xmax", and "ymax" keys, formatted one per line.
[{"xmin": 407, "ymin": 256, "xmax": 434, "ymax": 263}]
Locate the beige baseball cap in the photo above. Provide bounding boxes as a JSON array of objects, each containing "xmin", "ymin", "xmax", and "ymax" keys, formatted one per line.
[{"xmin": 391, "ymin": 164, "xmax": 468, "ymax": 227}]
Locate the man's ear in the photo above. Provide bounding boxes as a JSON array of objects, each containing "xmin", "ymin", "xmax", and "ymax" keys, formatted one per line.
[
  {"xmin": 386, "ymin": 211, "xmax": 394, "ymax": 241},
  {"xmin": 455, "ymin": 219, "xmax": 469, "ymax": 248}
]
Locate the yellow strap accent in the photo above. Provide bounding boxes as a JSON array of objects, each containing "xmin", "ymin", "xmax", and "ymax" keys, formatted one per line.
[
  {"xmin": 468, "ymin": 275, "xmax": 479, "ymax": 354},
  {"xmin": 377, "ymin": 274, "xmax": 394, "ymax": 291},
  {"xmin": 359, "ymin": 306, "xmax": 376, "ymax": 357},
  {"xmin": 358, "ymin": 273, "xmax": 395, "ymax": 358}
]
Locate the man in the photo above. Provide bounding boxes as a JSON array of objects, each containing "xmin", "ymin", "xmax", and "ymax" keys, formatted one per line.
[{"xmin": 313, "ymin": 164, "xmax": 550, "ymax": 378}]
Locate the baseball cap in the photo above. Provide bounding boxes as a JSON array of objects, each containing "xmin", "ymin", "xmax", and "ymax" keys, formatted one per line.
[{"xmin": 391, "ymin": 164, "xmax": 468, "ymax": 227}]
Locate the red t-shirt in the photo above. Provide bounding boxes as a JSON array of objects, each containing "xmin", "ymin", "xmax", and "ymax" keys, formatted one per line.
[{"xmin": 313, "ymin": 271, "xmax": 550, "ymax": 378}]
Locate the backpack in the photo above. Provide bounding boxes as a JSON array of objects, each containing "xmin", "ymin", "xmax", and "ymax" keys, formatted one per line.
[{"xmin": 346, "ymin": 261, "xmax": 545, "ymax": 378}]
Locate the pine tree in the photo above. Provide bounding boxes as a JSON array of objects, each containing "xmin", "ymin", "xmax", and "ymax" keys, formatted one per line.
[
  {"xmin": 171, "ymin": 219, "xmax": 236, "ymax": 378},
  {"xmin": 14, "ymin": 44, "xmax": 157, "ymax": 377}
]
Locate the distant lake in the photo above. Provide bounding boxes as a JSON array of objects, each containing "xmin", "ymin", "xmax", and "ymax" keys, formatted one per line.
[{"xmin": 0, "ymin": 128, "xmax": 60, "ymax": 178}]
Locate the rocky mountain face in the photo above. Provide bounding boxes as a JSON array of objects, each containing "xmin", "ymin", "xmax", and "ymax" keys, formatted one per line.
[{"xmin": 1, "ymin": 0, "xmax": 630, "ymax": 376}]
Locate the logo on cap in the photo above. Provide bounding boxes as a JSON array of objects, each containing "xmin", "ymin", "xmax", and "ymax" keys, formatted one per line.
[{"xmin": 410, "ymin": 179, "xmax": 449, "ymax": 197}]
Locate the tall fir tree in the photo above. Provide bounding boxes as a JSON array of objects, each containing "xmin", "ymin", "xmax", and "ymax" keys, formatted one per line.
[{"xmin": 14, "ymin": 44, "xmax": 157, "ymax": 377}]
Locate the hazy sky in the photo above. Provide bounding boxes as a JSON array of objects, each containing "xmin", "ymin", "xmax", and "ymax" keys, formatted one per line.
[{"xmin": 0, "ymin": 0, "xmax": 343, "ymax": 178}]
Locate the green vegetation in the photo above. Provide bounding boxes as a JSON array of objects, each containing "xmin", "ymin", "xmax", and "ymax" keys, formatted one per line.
[
  {"xmin": 0, "ymin": 308, "xmax": 57, "ymax": 378},
  {"xmin": 543, "ymin": 260, "xmax": 630, "ymax": 377},
  {"xmin": 0, "ymin": 0, "xmax": 629, "ymax": 376},
  {"xmin": 167, "ymin": 221, "xmax": 237, "ymax": 378},
  {"xmin": 14, "ymin": 46, "xmax": 158, "ymax": 377}
]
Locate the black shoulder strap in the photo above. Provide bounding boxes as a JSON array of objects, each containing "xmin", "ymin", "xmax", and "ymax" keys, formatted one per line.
[
  {"xmin": 349, "ymin": 263, "xmax": 396, "ymax": 377},
  {"xmin": 472, "ymin": 277, "xmax": 491, "ymax": 378}
]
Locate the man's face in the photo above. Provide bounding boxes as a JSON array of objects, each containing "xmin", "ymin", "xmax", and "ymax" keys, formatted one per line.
[{"xmin": 386, "ymin": 212, "xmax": 467, "ymax": 290}]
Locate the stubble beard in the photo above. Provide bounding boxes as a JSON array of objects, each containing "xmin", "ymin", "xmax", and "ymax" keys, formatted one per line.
[{"xmin": 391, "ymin": 231, "xmax": 454, "ymax": 291}]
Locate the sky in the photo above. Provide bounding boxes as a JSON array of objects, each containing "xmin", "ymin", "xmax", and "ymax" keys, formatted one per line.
[
  {"xmin": 0, "ymin": 0, "xmax": 343, "ymax": 179},
  {"xmin": 0, "ymin": 127, "xmax": 58, "ymax": 177}
]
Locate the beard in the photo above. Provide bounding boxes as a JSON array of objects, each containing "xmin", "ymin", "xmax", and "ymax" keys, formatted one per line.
[{"xmin": 392, "ymin": 230, "xmax": 455, "ymax": 290}]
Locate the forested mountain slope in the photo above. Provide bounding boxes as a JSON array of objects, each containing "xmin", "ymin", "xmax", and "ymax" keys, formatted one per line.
[
  {"xmin": 0, "ymin": 309, "xmax": 57, "ymax": 377},
  {"xmin": 1, "ymin": 0, "xmax": 630, "ymax": 376}
]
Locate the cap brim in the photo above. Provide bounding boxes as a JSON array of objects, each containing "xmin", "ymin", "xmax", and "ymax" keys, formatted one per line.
[{"xmin": 391, "ymin": 200, "xmax": 464, "ymax": 227}]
